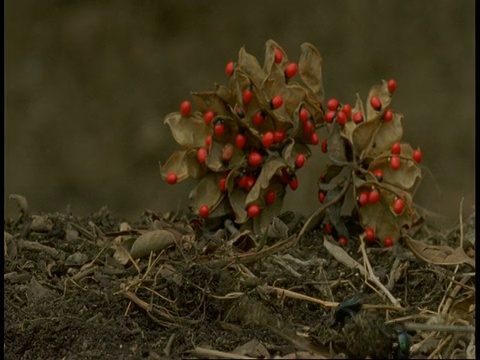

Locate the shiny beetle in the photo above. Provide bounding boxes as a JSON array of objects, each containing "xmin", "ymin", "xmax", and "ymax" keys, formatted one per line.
[
  {"xmin": 334, "ymin": 294, "xmax": 363, "ymax": 326},
  {"xmin": 393, "ymin": 325, "xmax": 411, "ymax": 359}
]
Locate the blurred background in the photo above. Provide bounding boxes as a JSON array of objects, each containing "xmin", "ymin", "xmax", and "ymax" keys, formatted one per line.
[{"xmin": 5, "ymin": 0, "xmax": 475, "ymax": 227}]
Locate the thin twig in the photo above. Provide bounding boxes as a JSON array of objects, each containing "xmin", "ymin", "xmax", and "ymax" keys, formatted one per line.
[
  {"xmin": 204, "ymin": 234, "xmax": 298, "ymax": 268},
  {"xmin": 261, "ymin": 285, "xmax": 404, "ymax": 311},
  {"xmin": 404, "ymin": 322, "xmax": 475, "ymax": 333},
  {"xmin": 193, "ymin": 346, "xmax": 256, "ymax": 359},
  {"xmin": 359, "ymin": 236, "xmax": 401, "ymax": 307},
  {"xmin": 428, "ymin": 334, "xmax": 453, "ymax": 359}
]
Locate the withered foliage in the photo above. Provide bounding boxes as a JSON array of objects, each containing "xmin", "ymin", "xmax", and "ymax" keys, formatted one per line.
[{"xmin": 160, "ymin": 40, "xmax": 422, "ymax": 245}]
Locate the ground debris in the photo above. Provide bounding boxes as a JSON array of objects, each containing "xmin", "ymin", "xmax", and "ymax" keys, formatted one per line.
[{"xmin": 4, "ymin": 208, "xmax": 475, "ymax": 359}]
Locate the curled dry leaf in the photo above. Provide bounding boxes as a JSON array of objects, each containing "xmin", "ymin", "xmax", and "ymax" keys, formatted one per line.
[
  {"xmin": 365, "ymin": 80, "xmax": 393, "ymax": 122},
  {"xmin": 246, "ymin": 156, "xmax": 285, "ymax": 205},
  {"xmin": 298, "ymin": 42, "xmax": 324, "ymax": 102},
  {"xmin": 9, "ymin": 194, "xmax": 28, "ymax": 214},
  {"xmin": 328, "ymin": 123, "xmax": 350, "ymax": 164},
  {"xmin": 405, "ymin": 235, "xmax": 475, "ymax": 268},
  {"xmin": 164, "ymin": 112, "xmax": 210, "ymax": 148},
  {"xmin": 30, "ymin": 215, "xmax": 54, "ymax": 232},
  {"xmin": 159, "ymin": 150, "xmax": 190, "ymax": 182},
  {"xmin": 190, "ymin": 173, "xmax": 225, "ymax": 216},
  {"xmin": 367, "ymin": 147, "xmax": 421, "ymax": 192}
]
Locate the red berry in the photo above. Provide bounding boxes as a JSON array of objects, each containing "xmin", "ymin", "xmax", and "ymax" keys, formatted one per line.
[
  {"xmin": 393, "ymin": 198, "xmax": 405, "ymax": 214},
  {"xmin": 221, "ymin": 143, "xmax": 234, "ymax": 162},
  {"xmin": 265, "ymin": 189, "xmax": 276, "ymax": 204},
  {"xmin": 318, "ymin": 190, "xmax": 326, "ymax": 203},
  {"xmin": 237, "ymin": 173, "xmax": 248, "ymax": 188},
  {"xmin": 218, "ymin": 176, "xmax": 227, "ymax": 192},
  {"xmin": 249, "ymin": 152, "xmax": 263, "ymax": 167},
  {"xmin": 336, "ymin": 110, "xmax": 347, "ymax": 126},
  {"xmin": 383, "ymin": 109, "xmax": 394, "ymax": 122},
  {"xmin": 247, "ymin": 204, "xmax": 261, "ymax": 218},
  {"xmin": 303, "ymin": 120, "xmax": 314, "ymax": 134},
  {"xmin": 370, "ymin": 96, "xmax": 382, "ymax": 111},
  {"xmin": 321, "ymin": 139, "xmax": 328, "ymax": 153},
  {"xmin": 214, "ymin": 122, "xmax": 225, "ymax": 137},
  {"xmin": 299, "ymin": 107, "xmax": 310, "ymax": 122},
  {"xmin": 325, "ymin": 222, "xmax": 332, "ymax": 235},
  {"xmin": 243, "ymin": 87, "xmax": 253, "ymax": 105},
  {"xmin": 205, "ymin": 135, "xmax": 212, "ymax": 148},
  {"xmin": 280, "ymin": 169, "xmax": 290, "ymax": 184},
  {"xmin": 387, "ymin": 79, "xmax": 397, "ymax": 94},
  {"xmin": 245, "ymin": 176, "xmax": 255, "ymax": 191},
  {"xmin": 384, "ymin": 237, "xmax": 394, "ymax": 247},
  {"xmin": 358, "ymin": 191, "xmax": 369, "ymax": 206},
  {"xmin": 390, "ymin": 155, "xmax": 401, "ymax": 170},
  {"xmin": 373, "ymin": 169, "xmax": 384, "ymax": 182},
  {"xmin": 368, "ymin": 189, "xmax": 381, "ymax": 204},
  {"xmin": 327, "ymin": 98, "xmax": 339, "ymax": 111},
  {"xmin": 310, "ymin": 132, "xmax": 319, "ymax": 145},
  {"xmin": 261, "ymin": 131, "xmax": 274, "ymax": 148},
  {"xmin": 325, "ymin": 111, "xmax": 336, "ymax": 123},
  {"xmin": 353, "ymin": 112, "xmax": 363, "ymax": 124},
  {"xmin": 288, "ymin": 175, "xmax": 298, "ymax": 190},
  {"xmin": 338, "ymin": 236, "xmax": 348, "ymax": 246},
  {"xmin": 253, "ymin": 110, "xmax": 266, "ymax": 126},
  {"xmin": 295, "ymin": 153, "xmax": 306, "ymax": 168},
  {"xmin": 274, "ymin": 48, "xmax": 283, "ymax": 63},
  {"xmin": 365, "ymin": 227, "xmax": 375, "ymax": 242},
  {"xmin": 180, "ymin": 100, "xmax": 191, "ymax": 117},
  {"xmin": 391, "ymin": 142, "xmax": 401, "ymax": 155},
  {"xmin": 197, "ymin": 147, "xmax": 207, "ymax": 164},
  {"xmin": 204, "ymin": 110, "xmax": 215, "ymax": 125},
  {"xmin": 235, "ymin": 134, "xmax": 246, "ymax": 149},
  {"xmin": 412, "ymin": 148, "xmax": 423, "ymax": 163},
  {"xmin": 285, "ymin": 62, "xmax": 298, "ymax": 79},
  {"xmin": 166, "ymin": 172, "xmax": 177, "ymax": 185},
  {"xmin": 199, "ymin": 205, "xmax": 209, "ymax": 218},
  {"xmin": 342, "ymin": 104, "xmax": 352, "ymax": 118},
  {"xmin": 225, "ymin": 61, "xmax": 234, "ymax": 76},
  {"xmin": 270, "ymin": 95, "xmax": 283, "ymax": 109},
  {"xmin": 273, "ymin": 130, "xmax": 286, "ymax": 143}
]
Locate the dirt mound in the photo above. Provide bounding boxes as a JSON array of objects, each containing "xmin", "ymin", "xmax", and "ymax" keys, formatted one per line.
[{"xmin": 4, "ymin": 203, "xmax": 475, "ymax": 359}]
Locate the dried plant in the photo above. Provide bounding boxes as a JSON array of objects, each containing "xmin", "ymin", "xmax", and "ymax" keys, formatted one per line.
[{"xmin": 160, "ymin": 40, "xmax": 422, "ymax": 245}]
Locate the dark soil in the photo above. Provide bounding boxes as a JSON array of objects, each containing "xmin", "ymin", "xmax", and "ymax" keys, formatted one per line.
[{"xmin": 4, "ymin": 206, "xmax": 475, "ymax": 359}]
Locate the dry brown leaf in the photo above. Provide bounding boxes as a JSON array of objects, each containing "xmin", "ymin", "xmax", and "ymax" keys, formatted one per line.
[
  {"xmin": 159, "ymin": 150, "xmax": 190, "ymax": 182},
  {"xmin": 298, "ymin": 42, "xmax": 324, "ymax": 102},
  {"xmin": 245, "ymin": 156, "xmax": 285, "ymax": 205},
  {"xmin": 237, "ymin": 46, "xmax": 266, "ymax": 88},
  {"xmin": 366, "ymin": 112, "xmax": 404, "ymax": 158},
  {"xmin": 164, "ymin": 112, "xmax": 210, "ymax": 148},
  {"xmin": 190, "ymin": 173, "xmax": 225, "ymax": 215},
  {"xmin": 365, "ymin": 80, "xmax": 393, "ymax": 122},
  {"xmin": 327, "ymin": 123, "xmax": 350, "ymax": 164},
  {"xmin": 9, "ymin": 194, "xmax": 28, "ymax": 214},
  {"xmin": 405, "ymin": 235, "xmax": 475, "ymax": 268}
]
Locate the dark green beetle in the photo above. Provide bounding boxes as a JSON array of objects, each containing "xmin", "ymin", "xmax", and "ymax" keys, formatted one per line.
[
  {"xmin": 392, "ymin": 325, "xmax": 411, "ymax": 359},
  {"xmin": 334, "ymin": 294, "xmax": 363, "ymax": 326}
]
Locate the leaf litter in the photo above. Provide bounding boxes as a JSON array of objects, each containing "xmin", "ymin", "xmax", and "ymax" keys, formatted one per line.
[{"xmin": 4, "ymin": 198, "xmax": 475, "ymax": 359}]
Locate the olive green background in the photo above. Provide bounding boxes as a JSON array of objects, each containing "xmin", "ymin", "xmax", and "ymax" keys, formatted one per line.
[{"xmin": 5, "ymin": 1, "xmax": 475, "ymax": 226}]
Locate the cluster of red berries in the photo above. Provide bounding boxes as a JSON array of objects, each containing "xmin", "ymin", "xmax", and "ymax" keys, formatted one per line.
[
  {"xmin": 318, "ymin": 79, "xmax": 422, "ymax": 247},
  {"xmin": 161, "ymin": 40, "xmax": 325, "ymax": 228}
]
